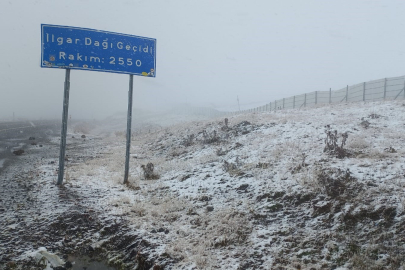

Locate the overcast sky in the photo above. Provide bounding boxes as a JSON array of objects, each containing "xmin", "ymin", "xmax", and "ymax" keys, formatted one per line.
[{"xmin": 1, "ymin": 0, "xmax": 405, "ymax": 120}]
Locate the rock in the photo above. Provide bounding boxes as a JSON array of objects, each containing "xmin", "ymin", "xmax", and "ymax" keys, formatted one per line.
[
  {"xmin": 360, "ymin": 120, "xmax": 370, "ymax": 128},
  {"xmin": 53, "ymin": 267, "xmax": 67, "ymax": 270},
  {"xmin": 199, "ymin": 195, "xmax": 211, "ymax": 202},
  {"xmin": 206, "ymin": 206, "xmax": 214, "ymax": 212},
  {"xmin": 180, "ymin": 174, "xmax": 192, "ymax": 182},
  {"xmin": 81, "ymin": 135, "xmax": 86, "ymax": 138},
  {"xmin": 236, "ymin": 184, "xmax": 249, "ymax": 190},
  {"xmin": 13, "ymin": 149, "xmax": 24, "ymax": 155},
  {"xmin": 151, "ymin": 229, "xmax": 157, "ymax": 233},
  {"xmin": 384, "ymin": 146, "xmax": 397, "ymax": 153},
  {"xmin": 65, "ymin": 261, "xmax": 73, "ymax": 268},
  {"xmin": 158, "ymin": 228, "xmax": 165, "ymax": 233},
  {"xmin": 29, "ymin": 137, "xmax": 35, "ymax": 140}
]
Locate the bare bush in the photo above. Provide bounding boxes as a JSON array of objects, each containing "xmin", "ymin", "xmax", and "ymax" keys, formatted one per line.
[
  {"xmin": 223, "ymin": 160, "xmax": 241, "ymax": 176},
  {"xmin": 324, "ymin": 129, "xmax": 350, "ymax": 158},
  {"xmin": 141, "ymin": 162, "xmax": 160, "ymax": 180},
  {"xmin": 182, "ymin": 134, "xmax": 194, "ymax": 147},
  {"xmin": 202, "ymin": 130, "xmax": 220, "ymax": 144},
  {"xmin": 317, "ymin": 167, "xmax": 357, "ymax": 198}
]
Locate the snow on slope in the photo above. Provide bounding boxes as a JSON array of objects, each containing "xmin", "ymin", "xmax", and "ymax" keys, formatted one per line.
[
  {"xmin": 4, "ymin": 100, "xmax": 405, "ymax": 269},
  {"xmin": 60, "ymin": 100, "xmax": 405, "ymax": 269}
]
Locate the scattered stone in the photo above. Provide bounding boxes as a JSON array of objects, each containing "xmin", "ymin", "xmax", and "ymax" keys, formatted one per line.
[
  {"xmin": 29, "ymin": 137, "xmax": 35, "ymax": 140},
  {"xmin": 81, "ymin": 135, "xmax": 86, "ymax": 138},
  {"xmin": 53, "ymin": 266, "xmax": 67, "ymax": 270},
  {"xmin": 236, "ymin": 184, "xmax": 249, "ymax": 191},
  {"xmin": 65, "ymin": 261, "xmax": 73, "ymax": 268},
  {"xmin": 199, "ymin": 195, "xmax": 211, "ymax": 202},
  {"xmin": 384, "ymin": 146, "xmax": 397, "ymax": 153},
  {"xmin": 206, "ymin": 206, "xmax": 214, "ymax": 212},
  {"xmin": 180, "ymin": 174, "xmax": 192, "ymax": 182},
  {"xmin": 368, "ymin": 113, "xmax": 381, "ymax": 119},
  {"xmin": 360, "ymin": 120, "xmax": 370, "ymax": 128},
  {"xmin": 13, "ymin": 149, "xmax": 24, "ymax": 155}
]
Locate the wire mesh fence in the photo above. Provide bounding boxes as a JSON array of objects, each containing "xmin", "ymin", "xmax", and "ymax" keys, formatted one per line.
[{"xmin": 225, "ymin": 75, "xmax": 405, "ymax": 115}]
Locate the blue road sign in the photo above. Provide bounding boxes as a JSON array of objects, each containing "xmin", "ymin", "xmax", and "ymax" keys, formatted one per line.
[{"xmin": 41, "ymin": 24, "xmax": 156, "ymax": 77}]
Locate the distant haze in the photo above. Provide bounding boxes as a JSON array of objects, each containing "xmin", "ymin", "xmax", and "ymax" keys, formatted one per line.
[{"xmin": 1, "ymin": 0, "xmax": 405, "ymax": 120}]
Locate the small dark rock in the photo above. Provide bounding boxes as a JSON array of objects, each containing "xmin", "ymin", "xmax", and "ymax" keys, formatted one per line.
[
  {"xmin": 65, "ymin": 261, "xmax": 73, "ymax": 268},
  {"xmin": 39, "ymin": 145, "xmax": 43, "ymax": 147},
  {"xmin": 384, "ymin": 146, "xmax": 397, "ymax": 153},
  {"xmin": 151, "ymin": 229, "xmax": 157, "ymax": 233},
  {"xmin": 164, "ymin": 229, "xmax": 169, "ymax": 234},
  {"xmin": 180, "ymin": 174, "xmax": 192, "ymax": 182},
  {"xmin": 206, "ymin": 206, "xmax": 214, "ymax": 212},
  {"xmin": 236, "ymin": 184, "xmax": 249, "ymax": 190},
  {"xmin": 29, "ymin": 137, "xmax": 35, "ymax": 140},
  {"xmin": 199, "ymin": 195, "xmax": 211, "ymax": 202},
  {"xmin": 13, "ymin": 149, "xmax": 24, "ymax": 155},
  {"xmin": 81, "ymin": 135, "xmax": 86, "ymax": 138},
  {"xmin": 360, "ymin": 120, "xmax": 370, "ymax": 128},
  {"xmin": 158, "ymin": 228, "xmax": 165, "ymax": 233}
]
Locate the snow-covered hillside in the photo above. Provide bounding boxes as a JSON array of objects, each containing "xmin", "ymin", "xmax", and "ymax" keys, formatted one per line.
[{"xmin": 2, "ymin": 100, "xmax": 405, "ymax": 269}]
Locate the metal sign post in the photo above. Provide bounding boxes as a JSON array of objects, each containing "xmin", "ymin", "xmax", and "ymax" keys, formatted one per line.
[
  {"xmin": 57, "ymin": 69, "xmax": 71, "ymax": 185},
  {"xmin": 124, "ymin": 75, "xmax": 134, "ymax": 184}
]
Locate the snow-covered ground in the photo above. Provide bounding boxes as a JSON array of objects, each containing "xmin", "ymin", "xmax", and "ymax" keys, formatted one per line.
[{"xmin": 2, "ymin": 100, "xmax": 405, "ymax": 269}]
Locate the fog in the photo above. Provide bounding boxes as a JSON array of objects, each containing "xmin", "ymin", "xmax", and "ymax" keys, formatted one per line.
[{"xmin": 1, "ymin": 0, "xmax": 405, "ymax": 120}]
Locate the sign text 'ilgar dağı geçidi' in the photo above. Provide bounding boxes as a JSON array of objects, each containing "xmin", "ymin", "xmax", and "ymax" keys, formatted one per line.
[{"xmin": 41, "ymin": 24, "xmax": 156, "ymax": 76}]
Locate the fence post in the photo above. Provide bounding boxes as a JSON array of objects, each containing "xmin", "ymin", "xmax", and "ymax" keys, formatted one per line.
[
  {"xmin": 329, "ymin": 88, "xmax": 331, "ymax": 104},
  {"xmin": 363, "ymin": 82, "xmax": 366, "ymax": 101},
  {"xmin": 346, "ymin": 85, "xmax": 349, "ymax": 102},
  {"xmin": 304, "ymin": 94, "xmax": 307, "ymax": 107},
  {"xmin": 315, "ymin": 91, "xmax": 318, "ymax": 105},
  {"xmin": 293, "ymin": 96, "xmax": 295, "ymax": 108},
  {"xmin": 383, "ymin": 78, "xmax": 387, "ymax": 100}
]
